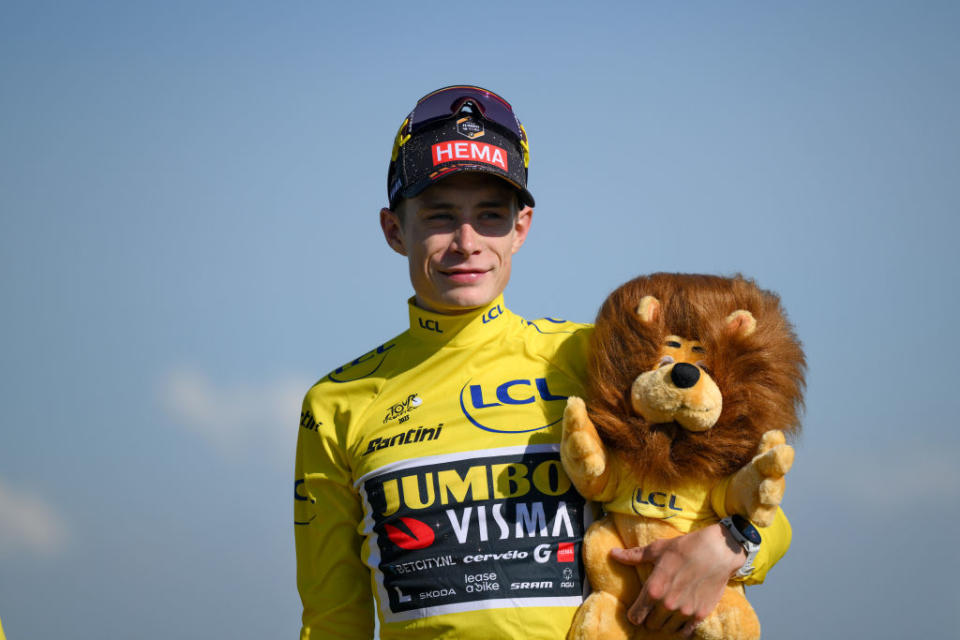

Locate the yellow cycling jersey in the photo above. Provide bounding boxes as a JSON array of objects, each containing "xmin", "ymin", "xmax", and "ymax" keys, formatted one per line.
[
  {"xmin": 294, "ymin": 296, "xmax": 790, "ymax": 639},
  {"xmin": 601, "ymin": 463, "xmax": 792, "ymax": 538}
]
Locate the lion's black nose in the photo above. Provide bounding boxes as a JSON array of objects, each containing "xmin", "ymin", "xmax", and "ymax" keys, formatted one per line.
[{"xmin": 670, "ymin": 363, "xmax": 701, "ymax": 388}]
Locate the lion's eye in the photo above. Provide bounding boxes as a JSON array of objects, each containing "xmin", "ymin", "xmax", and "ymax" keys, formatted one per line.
[{"xmin": 658, "ymin": 356, "xmax": 675, "ymax": 368}]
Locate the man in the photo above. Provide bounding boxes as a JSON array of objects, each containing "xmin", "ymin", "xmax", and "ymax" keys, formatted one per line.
[{"xmin": 295, "ymin": 85, "xmax": 790, "ymax": 639}]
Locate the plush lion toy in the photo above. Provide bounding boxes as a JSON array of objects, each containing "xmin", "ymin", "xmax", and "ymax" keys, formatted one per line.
[{"xmin": 561, "ymin": 273, "xmax": 805, "ymax": 640}]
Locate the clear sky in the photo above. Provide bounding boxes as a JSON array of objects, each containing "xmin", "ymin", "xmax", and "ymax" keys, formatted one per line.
[{"xmin": 2, "ymin": 1, "xmax": 958, "ymax": 638}]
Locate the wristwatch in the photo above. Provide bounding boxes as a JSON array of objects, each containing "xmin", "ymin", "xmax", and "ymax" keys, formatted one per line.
[{"xmin": 719, "ymin": 514, "xmax": 761, "ymax": 578}]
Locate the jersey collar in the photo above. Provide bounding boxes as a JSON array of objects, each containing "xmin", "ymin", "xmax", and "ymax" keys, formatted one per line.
[{"xmin": 408, "ymin": 295, "xmax": 512, "ymax": 346}]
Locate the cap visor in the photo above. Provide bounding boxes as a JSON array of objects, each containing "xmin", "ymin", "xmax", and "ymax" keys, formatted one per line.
[{"xmin": 402, "ymin": 165, "xmax": 535, "ymax": 208}]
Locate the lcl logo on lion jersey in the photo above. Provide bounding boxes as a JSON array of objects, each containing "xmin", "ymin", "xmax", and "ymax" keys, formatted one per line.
[{"xmin": 356, "ymin": 445, "xmax": 589, "ymax": 622}]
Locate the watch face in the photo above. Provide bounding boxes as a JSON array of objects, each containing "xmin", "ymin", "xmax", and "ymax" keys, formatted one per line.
[{"xmin": 732, "ymin": 514, "xmax": 762, "ymax": 544}]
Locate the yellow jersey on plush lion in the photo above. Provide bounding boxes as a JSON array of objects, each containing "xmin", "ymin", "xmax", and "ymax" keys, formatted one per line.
[{"xmin": 561, "ymin": 273, "xmax": 805, "ymax": 640}]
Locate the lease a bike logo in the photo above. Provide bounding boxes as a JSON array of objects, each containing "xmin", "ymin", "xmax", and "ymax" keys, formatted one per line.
[{"xmin": 459, "ymin": 377, "xmax": 568, "ymax": 433}]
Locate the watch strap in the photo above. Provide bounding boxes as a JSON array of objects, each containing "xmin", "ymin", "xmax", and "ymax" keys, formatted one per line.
[{"xmin": 719, "ymin": 516, "xmax": 760, "ymax": 578}]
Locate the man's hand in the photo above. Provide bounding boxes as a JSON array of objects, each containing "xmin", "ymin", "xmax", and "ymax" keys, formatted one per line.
[{"xmin": 610, "ymin": 523, "xmax": 745, "ymax": 637}]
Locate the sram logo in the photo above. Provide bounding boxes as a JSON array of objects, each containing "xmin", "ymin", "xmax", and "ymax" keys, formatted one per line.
[
  {"xmin": 510, "ymin": 581, "xmax": 553, "ymax": 590},
  {"xmin": 459, "ymin": 377, "xmax": 568, "ymax": 433}
]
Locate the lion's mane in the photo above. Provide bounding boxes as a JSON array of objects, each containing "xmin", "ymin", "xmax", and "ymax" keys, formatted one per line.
[{"xmin": 586, "ymin": 273, "xmax": 806, "ymax": 487}]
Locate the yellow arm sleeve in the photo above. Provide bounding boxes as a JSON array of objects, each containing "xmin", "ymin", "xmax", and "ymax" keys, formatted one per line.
[
  {"xmin": 743, "ymin": 506, "xmax": 791, "ymax": 585},
  {"xmin": 709, "ymin": 476, "xmax": 792, "ymax": 585},
  {"xmin": 295, "ymin": 393, "xmax": 374, "ymax": 639}
]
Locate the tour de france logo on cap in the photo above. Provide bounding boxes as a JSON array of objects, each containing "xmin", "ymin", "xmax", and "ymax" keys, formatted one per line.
[{"xmin": 456, "ymin": 117, "xmax": 484, "ymax": 140}]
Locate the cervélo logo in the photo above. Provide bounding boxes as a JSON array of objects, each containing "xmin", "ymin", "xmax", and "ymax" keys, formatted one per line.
[
  {"xmin": 459, "ymin": 377, "xmax": 568, "ymax": 433},
  {"xmin": 432, "ymin": 141, "xmax": 508, "ymax": 171}
]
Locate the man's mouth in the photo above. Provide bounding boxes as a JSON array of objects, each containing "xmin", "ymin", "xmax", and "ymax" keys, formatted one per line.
[{"xmin": 439, "ymin": 267, "xmax": 490, "ymax": 283}]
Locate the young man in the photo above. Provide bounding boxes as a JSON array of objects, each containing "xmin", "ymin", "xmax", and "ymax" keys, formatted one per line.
[{"xmin": 294, "ymin": 86, "xmax": 790, "ymax": 639}]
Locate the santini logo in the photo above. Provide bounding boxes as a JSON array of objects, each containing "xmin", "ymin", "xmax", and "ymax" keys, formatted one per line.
[
  {"xmin": 365, "ymin": 424, "xmax": 442, "ymax": 456},
  {"xmin": 459, "ymin": 378, "xmax": 567, "ymax": 433}
]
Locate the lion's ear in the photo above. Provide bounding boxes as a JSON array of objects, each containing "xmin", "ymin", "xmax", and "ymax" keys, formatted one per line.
[
  {"xmin": 637, "ymin": 296, "xmax": 661, "ymax": 325},
  {"xmin": 725, "ymin": 309, "xmax": 756, "ymax": 337}
]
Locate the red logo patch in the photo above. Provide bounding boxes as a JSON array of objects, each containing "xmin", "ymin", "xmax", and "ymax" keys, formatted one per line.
[
  {"xmin": 557, "ymin": 542, "xmax": 575, "ymax": 563},
  {"xmin": 385, "ymin": 517, "xmax": 436, "ymax": 550},
  {"xmin": 431, "ymin": 141, "xmax": 508, "ymax": 171}
]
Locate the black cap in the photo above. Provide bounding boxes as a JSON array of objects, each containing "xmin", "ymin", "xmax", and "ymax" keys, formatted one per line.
[{"xmin": 387, "ymin": 108, "xmax": 534, "ymax": 210}]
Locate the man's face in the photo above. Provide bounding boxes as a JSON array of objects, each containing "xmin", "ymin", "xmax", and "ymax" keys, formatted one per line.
[{"xmin": 380, "ymin": 173, "xmax": 533, "ymax": 314}]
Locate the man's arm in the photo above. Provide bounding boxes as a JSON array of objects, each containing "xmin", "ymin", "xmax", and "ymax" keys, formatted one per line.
[
  {"xmin": 611, "ymin": 507, "xmax": 791, "ymax": 636},
  {"xmin": 295, "ymin": 391, "xmax": 374, "ymax": 639}
]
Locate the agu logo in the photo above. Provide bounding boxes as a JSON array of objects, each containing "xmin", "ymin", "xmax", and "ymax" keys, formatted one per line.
[
  {"xmin": 385, "ymin": 517, "xmax": 435, "ymax": 550},
  {"xmin": 459, "ymin": 377, "xmax": 567, "ymax": 433}
]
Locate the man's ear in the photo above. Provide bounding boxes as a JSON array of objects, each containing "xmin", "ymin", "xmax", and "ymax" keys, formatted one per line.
[
  {"xmin": 380, "ymin": 208, "xmax": 407, "ymax": 256},
  {"xmin": 510, "ymin": 206, "xmax": 533, "ymax": 254}
]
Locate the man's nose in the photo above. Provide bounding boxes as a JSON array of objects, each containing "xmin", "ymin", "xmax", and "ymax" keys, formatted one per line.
[{"xmin": 451, "ymin": 223, "xmax": 480, "ymax": 253}]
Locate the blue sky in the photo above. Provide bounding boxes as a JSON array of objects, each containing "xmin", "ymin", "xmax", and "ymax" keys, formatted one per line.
[{"xmin": 1, "ymin": 1, "xmax": 958, "ymax": 638}]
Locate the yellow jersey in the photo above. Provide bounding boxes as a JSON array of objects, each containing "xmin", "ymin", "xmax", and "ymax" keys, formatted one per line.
[{"xmin": 294, "ymin": 296, "xmax": 789, "ymax": 639}]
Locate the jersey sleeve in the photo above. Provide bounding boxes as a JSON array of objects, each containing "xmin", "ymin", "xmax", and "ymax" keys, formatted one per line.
[
  {"xmin": 708, "ymin": 476, "xmax": 792, "ymax": 585},
  {"xmin": 740, "ymin": 506, "xmax": 791, "ymax": 585},
  {"xmin": 294, "ymin": 385, "xmax": 374, "ymax": 639}
]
